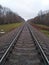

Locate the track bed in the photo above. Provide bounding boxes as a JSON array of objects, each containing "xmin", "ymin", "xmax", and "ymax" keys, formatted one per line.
[{"xmin": 5, "ymin": 25, "xmax": 42, "ymax": 65}]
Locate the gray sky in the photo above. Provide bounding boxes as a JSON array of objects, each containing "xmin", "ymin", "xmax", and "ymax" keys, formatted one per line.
[{"xmin": 0, "ymin": 0, "xmax": 49, "ymax": 20}]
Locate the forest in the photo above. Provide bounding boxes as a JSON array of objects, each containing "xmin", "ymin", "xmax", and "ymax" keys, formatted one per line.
[
  {"xmin": 0, "ymin": 5, "xmax": 24, "ymax": 24},
  {"xmin": 28, "ymin": 10, "xmax": 49, "ymax": 26}
]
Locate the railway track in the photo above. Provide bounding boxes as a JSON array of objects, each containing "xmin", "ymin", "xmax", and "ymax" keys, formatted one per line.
[
  {"xmin": 0, "ymin": 23, "xmax": 49, "ymax": 65},
  {"xmin": 0, "ymin": 24, "xmax": 24, "ymax": 65}
]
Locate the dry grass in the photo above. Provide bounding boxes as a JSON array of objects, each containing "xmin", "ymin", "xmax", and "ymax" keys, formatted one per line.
[
  {"xmin": 31, "ymin": 23, "xmax": 49, "ymax": 37},
  {"xmin": 0, "ymin": 23, "xmax": 22, "ymax": 32}
]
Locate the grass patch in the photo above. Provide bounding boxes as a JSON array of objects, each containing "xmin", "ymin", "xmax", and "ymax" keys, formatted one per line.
[
  {"xmin": 32, "ymin": 23, "xmax": 49, "ymax": 30},
  {"xmin": 36, "ymin": 24, "xmax": 49, "ymax": 28},
  {"xmin": 36, "ymin": 24, "xmax": 49, "ymax": 29},
  {"xmin": 31, "ymin": 23, "xmax": 49, "ymax": 37},
  {"xmin": 0, "ymin": 23, "xmax": 22, "ymax": 33},
  {"xmin": 41, "ymin": 30, "xmax": 49, "ymax": 37},
  {"xmin": 35, "ymin": 24, "xmax": 49, "ymax": 37}
]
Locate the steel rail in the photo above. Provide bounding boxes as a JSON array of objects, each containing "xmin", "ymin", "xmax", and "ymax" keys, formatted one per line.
[
  {"xmin": 0, "ymin": 24, "xmax": 24, "ymax": 65},
  {"xmin": 27, "ymin": 23, "xmax": 49, "ymax": 65}
]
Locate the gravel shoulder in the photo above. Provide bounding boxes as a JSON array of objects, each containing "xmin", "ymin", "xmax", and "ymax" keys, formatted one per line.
[{"xmin": 30, "ymin": 25, "xmax": 49, "ymax": 59}]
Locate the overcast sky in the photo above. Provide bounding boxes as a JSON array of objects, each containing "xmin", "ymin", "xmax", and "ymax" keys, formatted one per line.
[{"xmin": 0, "ymin": 0, "xmax": 49, "ymax": 20}]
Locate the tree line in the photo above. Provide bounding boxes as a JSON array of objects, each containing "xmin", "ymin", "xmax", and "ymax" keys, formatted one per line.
[
  {"xmin": 28, "ymin": 10, "xmax": 49, "ymax": 26},
  {"xmin": 0, "ymin": 5, "xmax": 24, "ymax": 24}
]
